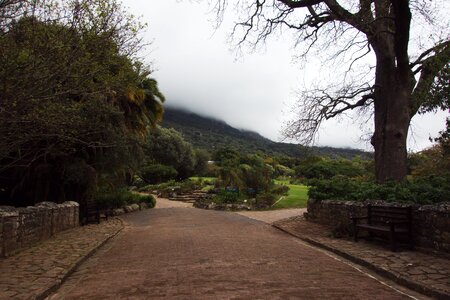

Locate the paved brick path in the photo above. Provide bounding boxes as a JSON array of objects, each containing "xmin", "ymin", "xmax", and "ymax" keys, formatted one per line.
[
  {"xmin": 2, "ymin": 197, "xmax": 443, "ymax": 299},
  {"xmin": 274, "ymin": 216, "xmax": 450, "ymax": 299},
  {"xmin": 237, "ymin": 208, "xmax": 307, "ymax": 224},
  {"xmin": 154, "ymin": 196, "xmax": 193, "ymax": 209},
  {"xmin": 0, "ymin": 219, "xmax": 123, "ymax": 300},
  {"xmin": 47, "ymin": 203, "xmax": 418, "ymax": 299}
]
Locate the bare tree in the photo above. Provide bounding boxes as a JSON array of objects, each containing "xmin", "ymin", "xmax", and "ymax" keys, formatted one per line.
[{"xmin": 211, "ymin": 0, "xmax": 449, "ymax": 183}]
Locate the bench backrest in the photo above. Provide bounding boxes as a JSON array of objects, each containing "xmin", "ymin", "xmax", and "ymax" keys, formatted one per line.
[{"xmin": 367, "ymin": 205, "xmax": 412, "ymax": 226}]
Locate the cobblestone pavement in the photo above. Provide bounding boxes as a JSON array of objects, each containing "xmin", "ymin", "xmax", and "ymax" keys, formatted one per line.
[
  {"xmin": 0, "ymin": 218, "xmax": 123, "ymax": 300},
  {"xmin": 274, "ymin": 216, "xmax": 450, "ymax": 299},
  {"xmin": 47, "ymin": 203, "xmax": 422, "ymax": 299}
]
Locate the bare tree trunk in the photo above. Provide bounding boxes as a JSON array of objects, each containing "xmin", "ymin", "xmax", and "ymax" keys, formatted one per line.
[{"xmin": 372, "ymin": 50, "xmax": 412, "ymax": 183}]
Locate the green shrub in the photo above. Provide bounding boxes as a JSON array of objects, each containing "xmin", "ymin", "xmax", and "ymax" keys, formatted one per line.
[
  {"xmin": 94, "ymin": 188, "xmax": 131, "ymax": 208},
  {"xmin": 214, "ymin": 190, "xmax": 240, "ymax": 204},
  {"xmin": 308, "ymin": 175, "xmax": 450, "ymax": 204},
  {"xmin": 137, "ymin": 179, "xmax": 201, "ymax": 197},
  {"xmin": 131, "ymin": 176, "xmax": 146, "ymax": 188},
  {"xmin": 294, "ymin": 157, "xmax": 370, "ymax": 180},
  {"xmin": 140, "ymin": 164, "xmax": 178, "ymax": 184},
  {"xmin": 271, "ymin": 184, "xmax": 290, "ymax": 196},
  {"xmin": 93, "ymin": 187, "xmax": 156, "ymax": 208},
  {"xmin": 255, "ymin": 193, "xmax": 277, "ymax": 208},
  {"xmin": 133, "ymin": 193, "xmax": 156, "ymax": 207}
]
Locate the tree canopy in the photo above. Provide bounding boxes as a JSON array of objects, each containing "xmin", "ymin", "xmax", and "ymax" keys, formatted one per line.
[
  {"xmin": 143, "ymin": 127, "xmax": 197, "ymax": 180},
  {"xmin": 0, "ymin": 0, "xmax": 164, "ymax": 206}
]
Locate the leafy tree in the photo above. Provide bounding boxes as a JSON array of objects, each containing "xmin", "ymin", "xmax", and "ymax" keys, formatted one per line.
[
  {"xmin": 211, "ymin": 0, "xmax": 449, "ymax": 183},
  {"xmin": 144, "ymin": 127, "xmax": 196, "ymax": 179},
  {"xmin": 434, "ymin": 118, "xmax": 450, "ymax": 155},
  {"xmin": 294, "ymin": 156, "xmax": 370, "ymax": 180},
  {"xmin": 408, "ymin": 144, "xmax": 450, "ymax": 178},
  {"xmin": 193, "ymin": 148, "xmax": 210, "ymax": 176},
  {"xmin": 213, "ymin": 147, "xmax": 241, "ymax": 166},
  {"xmin": 0, "ymin": 0, "xmax": 164, "ymax": 206},
  {"xmin": 239, "ymin": 154, "xmax": 274, "ymax": 192},
  {"xmin": 215, "ymin": 153, "xmax": 275, "ymax": 193},
  {"xmin": 274, "ymin": 164, "xmax": 295, "ymax": 178},
  {"xmin": 140, "ymin": 164, "xmax": 178, "ymax": 184}
]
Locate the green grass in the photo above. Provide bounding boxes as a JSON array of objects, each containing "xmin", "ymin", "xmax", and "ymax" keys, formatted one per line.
[
  {"xmin": 189, "ymin": 177, "xmax": 216, "ymax": 191},
  {"xmin": 273, "ymin": 180, "xmax": 309, "ymax": 209},
  {"xmin": 190, "ymin": 177, "xmax": 309, "ymax": 209},
  {"xmin": 189, "ymin": 176, "xmax": 216, "ymax": 182}
]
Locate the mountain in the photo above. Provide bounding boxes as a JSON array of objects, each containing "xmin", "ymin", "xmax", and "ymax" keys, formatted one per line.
[{"xmin": 161, "ymin": 107, "xmax": 371, "ymax": 159}]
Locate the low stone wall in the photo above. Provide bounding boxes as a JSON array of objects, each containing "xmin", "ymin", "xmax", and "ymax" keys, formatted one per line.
[
  {"xmin": 305, "ymin": 199, "xmax": 450, "ymax": 252},
  {"xmin": 0, "ymin": 201, "xmax": 79, "ymax": 257},
  {"xmin": 111, "ymin": 202, "xmax": 151, "ymax": 216}
]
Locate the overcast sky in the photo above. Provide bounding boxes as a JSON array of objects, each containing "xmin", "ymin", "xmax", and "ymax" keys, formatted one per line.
[{"xmin": 125, "ymin": 0, "xmax": 448, "ymax": 152}]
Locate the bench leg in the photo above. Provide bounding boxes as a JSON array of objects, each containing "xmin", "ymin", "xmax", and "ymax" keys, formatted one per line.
[
  {"xmin": 408, "ymin": 231, "xmax": 414, "ymax": 250},
  {"xmin": 389, "ymin": 231, "xmax": 397, "ymax": 252},
  {"xmin": 354, "ymin": 226, "xmax": 359, "ymax": 242}
]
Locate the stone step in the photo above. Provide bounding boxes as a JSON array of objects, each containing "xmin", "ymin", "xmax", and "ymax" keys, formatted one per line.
[
  {"xmin": 169, "ymin": 198, "xmax": 198, "ymax": 202},
  {"xmin": 174, "ymin": 194, "xmax": 207, "ymax": 198},
  {"xmin": 178, "ymin": 192, "xmax": 207, "ymax": 196},
  {"xmin": 172, "ymin": 194, "xmax": 208, "ymax": 198}
]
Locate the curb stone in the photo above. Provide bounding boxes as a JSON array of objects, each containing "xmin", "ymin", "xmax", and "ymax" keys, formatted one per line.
[
  {"xmin": 272, "ymin": 223, "xmax": 449, "ymax": 300},
  {"xmin": 37, "ymin": 219, "xmax": 124, "ymax": 300}
]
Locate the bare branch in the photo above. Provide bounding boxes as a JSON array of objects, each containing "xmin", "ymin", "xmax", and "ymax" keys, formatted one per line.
[
  {"xmin": 284, "ymin": 83, "xmax": 374, "ymax": 144},
  {"xmin": 278, "ymin": 0, "xmax": 323, "ymax": 8}
]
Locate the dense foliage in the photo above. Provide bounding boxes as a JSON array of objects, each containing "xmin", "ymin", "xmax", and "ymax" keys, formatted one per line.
[
  {"xmin": 209, "ymin": 149, "xmax": 289, "ymax": 208},
  {"xmin": 307, "ymin": 139, "xmax": 450, "ymax": 204},
  {"xmin": 0, "ymin": 0, "xmax": 164, "ymax": 206},
  {"xmin": 308, "ymin": 175, "xmax": 450, "ymax": 204},
  {"xmin": 294, "ymin": 156, "xmax": 372, "ymax": 180},
  {"xmin": 214, "ymin": 150, "xmax": 274, "ymax": 193},
  {"xmin": 138, "ymin": 179, "xmax": 200, "ymax": 198},
  {"xmin": 141, "ymin": 127, "xmax": 204, "ymax": 182},
  {"xmin": 94, "ymin": 188, "xmax": 156, "ymax": 209},
  {"xmin": 140, "ymin": 164, "xmax": 178, "ymax": 184}
]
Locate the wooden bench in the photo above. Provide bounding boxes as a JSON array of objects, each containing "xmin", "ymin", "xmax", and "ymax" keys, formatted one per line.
[
  {"xmin": 351, "ymin": 205, "xmax": 413, "ymax": 251},
  {"xmin": 81, "ymin": 199, "xmax": 110, "ymax": 225}
]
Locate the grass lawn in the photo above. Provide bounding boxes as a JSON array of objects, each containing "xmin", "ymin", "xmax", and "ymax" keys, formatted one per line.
[
  {"xmin": 189, "ymin": 177, "xmax": 216, "ymax": 191},
  {"xmin": 273, "ymin": 180, "xmax": 309, "ymax": 209},
  {"xmin": 189, "ymin": 177, "xmax": 216, "ymax": 182},
  {"xmin": 189, "ymin": 177, "xmax": 308, "ymax": 208}
]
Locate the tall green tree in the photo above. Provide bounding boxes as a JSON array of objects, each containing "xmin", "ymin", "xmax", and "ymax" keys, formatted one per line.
[
  {"xmin": 144, "ymin": 128, "xmax": 196, "ymax": 179},
  {"xmin": 211, "ymin": 0, "xmax": 449, "ymax": 183},
  {"xmin": 0, "ymin": 0, "xmax": 164, "ymax": 205}
]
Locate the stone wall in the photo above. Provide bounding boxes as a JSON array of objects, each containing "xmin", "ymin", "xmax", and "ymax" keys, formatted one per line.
[
  {"xmin": 0, "ymin": 201, "xmax": 79, "ymax": 257},
  {"xmin": 305, "ymin": 199, "xmax": 450, "ymax": 252}
]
